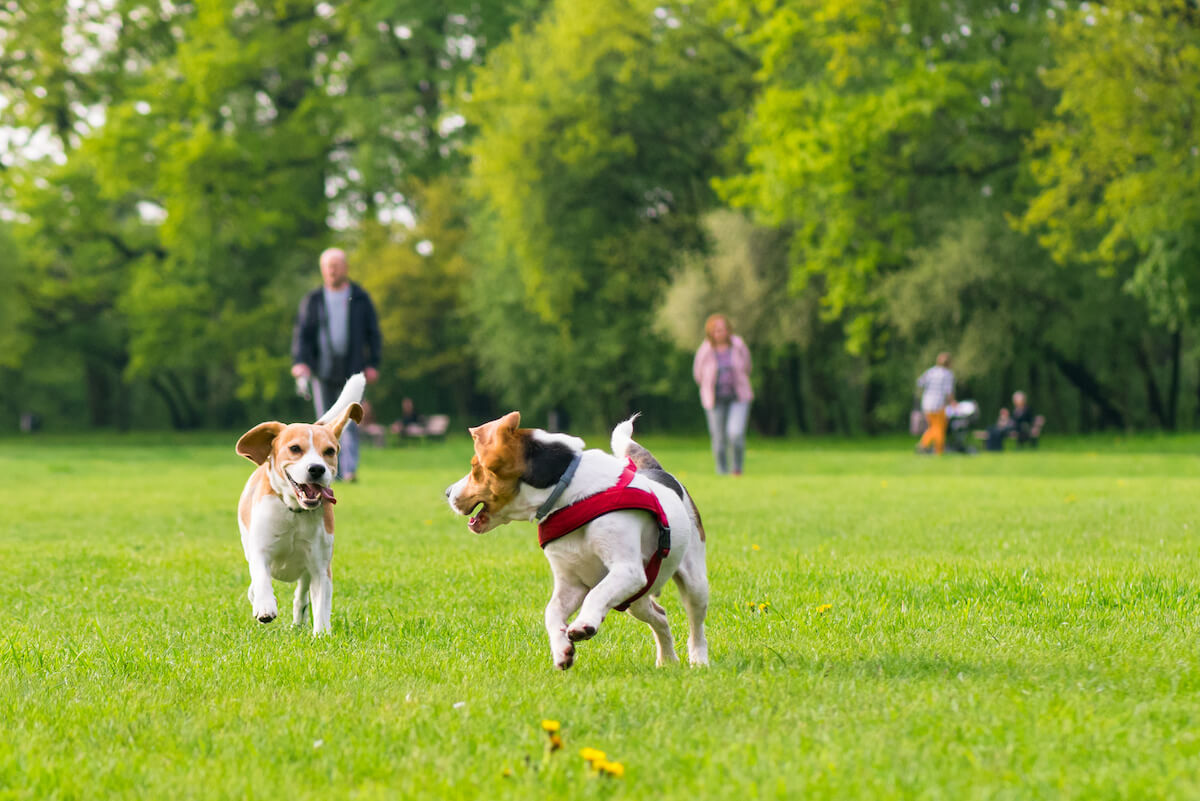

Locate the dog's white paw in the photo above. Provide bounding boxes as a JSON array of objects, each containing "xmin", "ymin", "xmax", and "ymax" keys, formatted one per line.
[
  {"xmin": 566, "ymin": 621, "xmax": 597, "ymax": 642},
  {"xmin": 252, "ymin": 594, "xmax": 278, "ymax": 624},
  {"xmin": 554, "ymin": 643, "xmax": 576, "ymax": 670}
]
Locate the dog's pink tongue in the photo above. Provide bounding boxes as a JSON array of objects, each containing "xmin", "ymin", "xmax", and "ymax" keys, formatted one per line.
[{"xmin": 321, "ymin": 486, "xmax": 337, "ymax": 505}]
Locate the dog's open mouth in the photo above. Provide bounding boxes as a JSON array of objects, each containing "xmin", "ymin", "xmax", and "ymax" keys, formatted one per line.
[
  {"xmin": 288, "ymin": 475, "xmax": 336, "ymax": 508},
  {"xmin": 468, "ymin": 502, "xmax": 489, "ymax": 533}
]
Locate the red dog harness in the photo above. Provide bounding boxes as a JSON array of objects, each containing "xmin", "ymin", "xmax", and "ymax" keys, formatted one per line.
[{"xmin": 537, "ymin": 458, "xmax": 671, "ymax": 612}]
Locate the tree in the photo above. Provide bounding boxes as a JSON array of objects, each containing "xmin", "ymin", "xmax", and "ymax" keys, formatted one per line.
[
  {"xmin": 1022, "ymin": 0, "xmax": 1200, "ymax": 427},
  {"xmin": 657, "ymin": 210, "xmax": 867, "ymax": 433},
  {"xmin": 353, "ymin": 177, "xmax": 481, "ymax": 421},
  {"xmin": 1, "ymin": 0, "xmax": 545, "ymax": 427},
  {"xmin": 717, "ymin": 0, "xmax": 1057, "ymax": 352},
  {"xmin": 464, "ymin": 0, "xmax": 755, "ymax": 425}
]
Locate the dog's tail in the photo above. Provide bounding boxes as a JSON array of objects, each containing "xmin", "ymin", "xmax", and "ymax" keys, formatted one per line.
[
  {"xmin": 611, "ymin": 413, "xmax": 665, "ymax": 471},
  {"xmin": 316, "ymin": 373, "xmax": 367, "ymax": 425},
  {"xmin": 612, "ymin": 413, "xmax": 706, "ymax": 543}
]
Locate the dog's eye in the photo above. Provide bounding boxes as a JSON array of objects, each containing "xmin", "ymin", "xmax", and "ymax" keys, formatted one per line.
[
  {"xmin": 289, "ymin": 445, "xmax": 303, "ymax": 454},
  {"xmin": 323, "ymin": 447, "xmax": 335, "ymax": 458}
]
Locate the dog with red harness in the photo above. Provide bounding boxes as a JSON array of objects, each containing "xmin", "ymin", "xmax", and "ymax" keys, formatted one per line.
[{"xmin": 445, "ymin": 413, "xmax": 709, "ymax": 670}]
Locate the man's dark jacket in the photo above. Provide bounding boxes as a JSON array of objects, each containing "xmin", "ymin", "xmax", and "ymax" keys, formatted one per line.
[{"xmin": 291, "ymin": 281, "xmax": 382, "ymax": 381}]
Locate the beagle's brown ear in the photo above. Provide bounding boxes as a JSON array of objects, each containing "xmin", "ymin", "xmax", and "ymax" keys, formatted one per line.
[
  {"xmin": 497, "ymin": 410, "xmax": 521, "ymax": 433},
  {"xmin": 469, "ymin": 411, "xmax": 523, "ymax": 472},
  {"xmin": 323, "ymin": 402, "xmax": 364, "ymax": 438},
  {"xmin": 236, "ymin": 422, "xmax": 285, "ymax": 465},
  {"xmin": 469, "ymin": 411, "xmax": 521, "ymax": 446}
]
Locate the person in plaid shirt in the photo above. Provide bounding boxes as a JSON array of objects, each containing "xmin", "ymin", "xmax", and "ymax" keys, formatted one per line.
[{"xmin": 916, "ymin": 352, "xmax": 956, "ymax": 455}]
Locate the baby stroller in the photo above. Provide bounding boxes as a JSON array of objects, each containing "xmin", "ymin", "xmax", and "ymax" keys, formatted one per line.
[{"xmin": 944, "ymin": 400, "xmax": 979, "ymax": 454}]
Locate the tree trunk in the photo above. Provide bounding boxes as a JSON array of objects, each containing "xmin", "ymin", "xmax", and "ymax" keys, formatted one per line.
[
  {"xmin": 1135, "ymin": 340, "xmax": 1167, "ymax": 428},
  {"xmin": 1043, "ymin": 344, "xmax": 1125, "ymax": 429},
  {"xmin": 1167, "ymin": 328, "xmax": 1181, "ymax": 430},
  {"xmin": 789, "ymin": 346, "xmax": 809, "ymax": 434},
  {"xmin": 150, "ymin": 371, "xmax": 203, "ymax": 430},
  {"xmin": 84, "ymin": 361, "xmax": 113, "ymax": 428}
]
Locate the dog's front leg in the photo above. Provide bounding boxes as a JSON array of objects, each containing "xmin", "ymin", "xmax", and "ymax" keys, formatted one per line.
[
  {"xmin": 245, "ymin": 551, "xmax": 278, "ymax": 624},
  {"xmin": 545, "ymin": 579, "xmax": 587, "ymax": 670},
  {"xmin": 309, "ymin": 567, "xmax": 333, "ymax": 635},
  {"xmin": 567, "ymin": 562, "xmax": 645, "ymax": 643}
]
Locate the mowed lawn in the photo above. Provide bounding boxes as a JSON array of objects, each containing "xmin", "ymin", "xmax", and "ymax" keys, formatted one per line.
[{"xmin": 3, "ymin": 431, "xmax": 1200, "ymax": 800}]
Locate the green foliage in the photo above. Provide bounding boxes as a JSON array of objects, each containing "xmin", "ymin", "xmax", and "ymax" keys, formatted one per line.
[
  {"xmin": 718, "ymin": 0, "xmax": 1056, "ymax": 350},
  {"xmin": 3, "ymin": 0, "xmax": 1200, "ymax": 432},
  {"xmin": 353, "ymin": 178, "xmax": 478, "ymax": 418},
  {"xmin": 464, "ymin": 0, "xmax": 754, "ymax": 423},
  {"xmin": 0, "ymin": 225, "xmax": 32, "ymax": 369},
  {"xmin": 1023, "ymin": 1, "xmax": 1200, "ymax": 331},
  {"xmin": 0, "ymin": 0, "xmax": 545, "ymax": 428}
]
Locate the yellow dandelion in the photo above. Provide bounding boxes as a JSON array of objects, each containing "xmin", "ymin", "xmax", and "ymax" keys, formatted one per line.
[
  {"xmin": 423, "ymin": 519, "xmax": 432, "ymax": 525},
  {"xmin": 817, "ymin": 603, "xmax": 832, "ymax": 614},
  {"xmin": 1064, "ymin": 494, "xmax": 1077, "ymax": 503},
  {"xmin": 547, "ymin": 733, "xmax": 563, "ymax": 751},
  {"xmin": 579, "ymin": 747, "xmax": 606, "ymax": 763},
  {"xmin": 758, "ymin": 602, "xmax": 769, "ymax": 612},
  {"xmin": 751, "ymin": 544, "xmax": 761, "ymax": 551},
  {"xmin": 501, "ymin": 767, "xmax": 513, "ymax": 778},
  {"xmin": 541, "ymin": 719, "xmax": 560, "ymax": 733},
  {"xmin": 598, "ymin": 760, "xmax": 625, "ymax": 777},
  {"xmin": 880, "ymin": 480, "xmax": 889, "ymax": 488}
]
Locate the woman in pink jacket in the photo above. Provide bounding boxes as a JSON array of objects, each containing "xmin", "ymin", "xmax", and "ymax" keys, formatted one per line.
[{"xmin": 692, "ymin": 313, "xmax": 753, "ymax": 475}]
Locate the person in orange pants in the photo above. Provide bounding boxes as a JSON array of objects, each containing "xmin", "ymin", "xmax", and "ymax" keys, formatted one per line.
[
  {"xmin": 915, "ymin": 353, "xmax": 956, "ymax": 455},
  {"xmin": 918, "ymin": 408, "xmax": 948, "ymax": 454}
]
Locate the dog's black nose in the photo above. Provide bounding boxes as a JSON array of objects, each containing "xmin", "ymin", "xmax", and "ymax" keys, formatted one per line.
[
  {"xmin": 444, "ymin": 487, "xmax": 450, "ymax": 498},
  {"xmin": 308, "ymin": 464, "xmax": 326, "ymax": 479}
]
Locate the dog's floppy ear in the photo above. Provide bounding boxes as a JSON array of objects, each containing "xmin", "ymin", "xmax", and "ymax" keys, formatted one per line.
[
  {"xmin": 469, "ymin": 411, "xmax": 521, "ymax": 447},
  {"xmin": 236, "ymin": 422, "xmax": 285, "ymax": 465},
  {"xmin": 470, "ymin": 411, "xmax": 522, "ymax": 472},
  {"xmin": 322, "ymin": 402, "xmax": 364, "ymax": 438}
]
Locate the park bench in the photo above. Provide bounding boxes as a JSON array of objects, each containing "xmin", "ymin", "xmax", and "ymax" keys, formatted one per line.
[{"xmin": 396, "ymin": 414, "xmax": 450, "ymax": 444}]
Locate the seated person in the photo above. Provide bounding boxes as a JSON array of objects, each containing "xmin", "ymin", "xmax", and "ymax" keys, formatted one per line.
[
  {"xmin": 389, "ymin": 397, "xmax": 426, "ymax": 439},
  {"xmin": 1010, "ymin": 391, "xmax": 1038, "ymax": 447},
  {"xmin": 984, "ymin": 407, "xmax": 1012, "ymax": 452}
]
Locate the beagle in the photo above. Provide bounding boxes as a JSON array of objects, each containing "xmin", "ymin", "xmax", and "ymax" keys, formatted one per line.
[
  {"xmin": 234, "ymin": 374, "xmax": 365, "ymax": 634},
  {"xmin": 446, "ymin": 413, "xmax": 709, "ymax": 670}
]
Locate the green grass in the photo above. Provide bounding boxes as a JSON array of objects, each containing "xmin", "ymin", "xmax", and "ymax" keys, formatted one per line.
[{"xmin": 4, "ymin": 432, "xmax": 1200, "ymax": 799}]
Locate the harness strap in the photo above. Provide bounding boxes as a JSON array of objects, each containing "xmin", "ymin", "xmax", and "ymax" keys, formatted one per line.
[
  {"xmin": 534, "ymin": 450, "xmax": 582, "ymax": 522},
  {"xmin": 537, "ymin": 458, "xmax": 671, "ymax": 612}
]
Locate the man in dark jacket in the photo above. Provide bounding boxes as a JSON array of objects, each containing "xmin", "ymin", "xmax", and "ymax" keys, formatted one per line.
[{"xmin": 291, "ymin": 247, "xmax": 382, "ymax": 480}]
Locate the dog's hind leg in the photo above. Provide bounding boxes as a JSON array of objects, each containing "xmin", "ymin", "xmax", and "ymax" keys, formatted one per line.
[
  {"xmin": 626, "ymin": 597, "xmax": 679, "ymax": 667},
  {"xmin": 545, "ymin": 578, "xmax": 587, "ymax": 670},
  {"xmin": 293, "ymin": 574, "xmax": 312, "ymax": 626},
  {"xmin": 672, "ymin": 543, "xmax": 709, "ymax": 666}
]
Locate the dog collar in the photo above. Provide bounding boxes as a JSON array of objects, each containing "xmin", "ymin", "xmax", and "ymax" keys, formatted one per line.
[{"xmin": 534, "ymin": 450, "xmax": 582, "ymax": 522}]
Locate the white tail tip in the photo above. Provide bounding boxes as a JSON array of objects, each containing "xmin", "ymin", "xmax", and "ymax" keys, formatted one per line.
[
  {"xmin": 610, "ymin": 413, "xmax": 641, "ymax": 457},
  {"xmin": 316, "ymin": 373, "xmax": 366, "ymax": 425}
]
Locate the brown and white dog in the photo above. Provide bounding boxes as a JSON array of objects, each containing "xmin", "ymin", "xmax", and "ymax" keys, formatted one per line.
[
  {"xmin": 234, "ymin": 374, "xmax": 365, "ymax": 634},
  {"xmin": 445, "ymin": 412, "xmax": 709, "ymax": 669}
]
